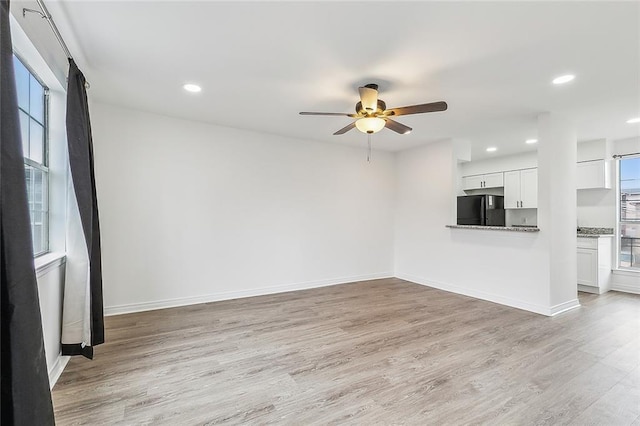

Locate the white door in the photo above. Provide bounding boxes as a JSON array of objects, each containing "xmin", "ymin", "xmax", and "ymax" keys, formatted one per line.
[
  {"xmin": 503, "ymin": 171, "xmax": 520, "ymax": 209},
  {"xmin": 577, "ymin": 161, "xmax": 607, "ymax": 189},
  {"xmin": 483, "ymin": 172, "xmax": 504, "ymax": 189},
  {"xmin": 520, "ymin": 168, "xmax": 538, "ymax": 208},
  {"xmin": 462, "ymin": 175, "xmax": 484, "ymax": 190},
  {"xmin": 577, "ymin": 248, "xmax": 598, "ymax": 287}
]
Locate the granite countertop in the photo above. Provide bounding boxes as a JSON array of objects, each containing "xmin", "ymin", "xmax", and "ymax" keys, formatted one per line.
[
  {"xmin": 446, "ymin": 225, "xmax": 615, "ymax": 236},
  {"xmin": 577, "ymin": 227, "xmax": 614, "ymax": 238},
  {"xmin": 446, "ymin": 225, "xmax": 540, "ymax": 232}
]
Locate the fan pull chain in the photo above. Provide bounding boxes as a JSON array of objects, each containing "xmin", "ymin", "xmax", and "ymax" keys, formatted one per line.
[{"xmin": 367, "ymin": 134, "xmax": 372, "ymax": 162}]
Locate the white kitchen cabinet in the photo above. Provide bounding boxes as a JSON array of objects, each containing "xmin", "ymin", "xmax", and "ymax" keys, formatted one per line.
[
  {"xmin": 483, "ymin": 173, "xmax": 504, "ymax": 189},
  {"xmin": 462, "ymin": 175, "xmax": 484, "ymax": 190},
  {"xmin": 577, "ymin": 160, "xmax": 611, "ymax": 190},
  {"xmin": 577, "ymin": 236, "xmax": 612, "ymax": 294},
  {"xmin": 462, "ymin": 172, "xmax": 504, "ymax": 190},
  {"xmin": 504, "ymin": 168, "xmax": 537, "ymax": 209},
  {"xmin": 577, "ymin": 248, "xmax": 598, "ymax": 287},
  {"xmin": 520, "ymin": 168, "xmax": 538, "ymax": 208}
]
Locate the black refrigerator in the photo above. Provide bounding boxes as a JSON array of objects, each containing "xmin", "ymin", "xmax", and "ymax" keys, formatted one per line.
[{"xmin": 457, "ymin": 195, "xmax": 505, "ymax": 226}]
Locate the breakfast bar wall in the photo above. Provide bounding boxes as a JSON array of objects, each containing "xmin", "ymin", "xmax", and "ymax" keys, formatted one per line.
[{"xmin": 395, "ymin": 114, "xmax": 579, "ymax": 316}]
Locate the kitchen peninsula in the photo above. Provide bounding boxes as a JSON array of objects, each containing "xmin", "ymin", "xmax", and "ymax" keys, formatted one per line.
[{"xmin": 446, "ymin": 224, "xmax": 540, "ymax": 232}]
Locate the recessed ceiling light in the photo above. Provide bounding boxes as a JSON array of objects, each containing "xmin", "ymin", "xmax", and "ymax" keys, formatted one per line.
[
  {"xmin": 183, "ymin": 83, "xmax": 202, "ymax": 93},
  {"xmin": 552, "ymin": 74, "xmax": 575, "ymax": 85},
  {"xmin": 627, "ymin": 117, "xmax": 640, "ymax": 124},
  {"xmin": 525, "ymin": 139, "xmax": 538, "ymax": 144},
  {"xmin": 486, "ymin": 147, "xmax": 497, "ymax": 152}
]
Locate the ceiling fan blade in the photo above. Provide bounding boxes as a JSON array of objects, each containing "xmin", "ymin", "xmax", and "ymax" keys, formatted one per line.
[
  {"xmin": 333, "ymin": 122, "xmax": 356, "ymax": 135},
  {"xmin": 385, "ymin": 101, "xmax": 448, "ymax": 117},
  {"xmin": 358, "ymin": 86, "xmax": 378, "ymax": 113},
  {"xmin": 384, "ymin": 118, "xmax": 412, "ymax": 135},
  {"xmin": 299, "ymin": 112, "xmax": 357, "ymax": 117}
]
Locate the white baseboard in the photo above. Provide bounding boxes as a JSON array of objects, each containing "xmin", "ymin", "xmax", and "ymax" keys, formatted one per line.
[
  {"xmin": 48, "ymin": 354, "xmax": 69, "ymax": 389},
  {"xmin": 612, "ymin": 283, "xmax": 640, "ymax": 295},
  {"xmin": 397, "ymin": 273, "xmax": 577, "ymax": 317},
  {"xmin": 549, "ymin": 299, "xmax": 581, "ymax": 316},
  {"xmin": 105, "ymin": 273, "xmax": 393, "ymax": 316},
  {"xmin": 611, "ymin": 270, "xmax": 640, "ymax": 294}
]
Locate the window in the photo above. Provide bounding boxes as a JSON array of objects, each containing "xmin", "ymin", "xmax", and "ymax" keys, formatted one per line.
[
  {"xmin": 619, "ymin": 156, "xmax": 640, "ymax": 270},
  {"xmin": 13, "ymin": 54, "xmax": 49, "ymax": 256}
]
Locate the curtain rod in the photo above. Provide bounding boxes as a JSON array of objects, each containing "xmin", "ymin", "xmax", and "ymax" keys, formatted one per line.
[
  {"xmin": 22, "ymin": 0, "xmax": 90, "ymax": 88},
  {"xmin": 23, "ymin": 0, "xmax": 72, "ymax": 60},
  {"xmin": 613, "ymin": 152, "xmax": 640, "ymax": 159}
]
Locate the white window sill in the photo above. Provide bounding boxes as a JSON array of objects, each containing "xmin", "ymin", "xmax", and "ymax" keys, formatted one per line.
[
  {"xmin": 34, "ymin": 252, "xmax": 66, "ymax": 278},
  {"xmin": 612, "ymin": 268, "xmax": 640, "ymax": 277}
]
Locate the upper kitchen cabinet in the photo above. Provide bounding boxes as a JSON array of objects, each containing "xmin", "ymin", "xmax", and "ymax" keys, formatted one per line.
[
  {"xmin": 504, "ymin": 168, "xmax": 537, "ymax": 209},
  {"xmin": 462, "ymin": 172, "xmax": 504, "ymax": 190},
  {"xmin": 577, "ymin": 160, "xmax": 611, "ymax": 189}
]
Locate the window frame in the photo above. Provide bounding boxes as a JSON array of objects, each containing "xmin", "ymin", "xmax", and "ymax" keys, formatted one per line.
[
  {"xmin": 14, "ymin": 52, "xmax": 50, "ymax": 257},
  {"xmin": 616, "ymin": 154, "xmax": 640, "ymax": 271}
]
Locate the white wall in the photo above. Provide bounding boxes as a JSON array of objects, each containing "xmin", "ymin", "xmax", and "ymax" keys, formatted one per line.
[
  {"xmin": 91, "ymin": 103, "xmax": 396, "ymax": 313},
  {"xmin": 613, "ymin": 137, "xmax": 640, "ymax": 157},
  {"xmin": 394, "ymin": 140, "xmax": 554, "ymax": 315},
  {"xmin": 577, "ymin": 138, "xmax": 611, "ymax": 162},
  {"xmin": 537, "ymin": 113, "xmax": 577, "ymax": 309},
  {"xmin": 577, "ymin": 188, "xmax": 615, "ymax": 228}
]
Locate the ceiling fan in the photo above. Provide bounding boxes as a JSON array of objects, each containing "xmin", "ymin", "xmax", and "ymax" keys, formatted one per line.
[{"xmin": 299, "ymin": 83, "xmax": 448, "ymax": 135}]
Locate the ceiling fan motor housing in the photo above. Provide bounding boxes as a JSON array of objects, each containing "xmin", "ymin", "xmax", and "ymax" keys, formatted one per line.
[{"xmin": 355, "ymin": 99, "xmax": 386, "ymax": 116}]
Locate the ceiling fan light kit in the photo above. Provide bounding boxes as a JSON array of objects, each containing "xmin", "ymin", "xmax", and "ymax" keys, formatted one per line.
[
  {"xmin": 355, "ymin": 117, "xmax": 386, "ymax": 134},
  {"xmin": 299, "ymin": 83, "xmax": 447, "ymax": 136}
]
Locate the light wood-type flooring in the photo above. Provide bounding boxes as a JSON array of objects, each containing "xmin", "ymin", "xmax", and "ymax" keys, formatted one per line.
[{"xmin": 52, "ymin": 278, "xmax": 640, "ymax": 425}]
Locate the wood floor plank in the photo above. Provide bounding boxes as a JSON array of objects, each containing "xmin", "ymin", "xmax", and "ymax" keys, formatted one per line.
[
  {"xmin": 52, "ymin": 278, "xmax": 640, "ymax": 425},
  {"xmin": 570, "ymin": 371, "xmax": 640, "ymax": 426}
]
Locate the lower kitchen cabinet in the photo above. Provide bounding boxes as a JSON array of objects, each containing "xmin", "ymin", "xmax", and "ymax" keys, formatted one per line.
[{"xmin": 577, "ymin": 236, "xmax": 612, "ymax": 294}]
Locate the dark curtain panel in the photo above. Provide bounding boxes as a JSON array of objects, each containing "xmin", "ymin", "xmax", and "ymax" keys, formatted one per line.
[
  {"xmin": 61, "ymin": 59, "xmax": 104, "ymax": 358},
  {"xmin": 0, "ymin": 0, "xmax": 56, "ymax": 424}
]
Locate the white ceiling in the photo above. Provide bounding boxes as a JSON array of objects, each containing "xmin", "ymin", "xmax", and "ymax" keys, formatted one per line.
[{"xmin": 21, "ymin": 1, "xmax": 640, "ymax": 159}]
